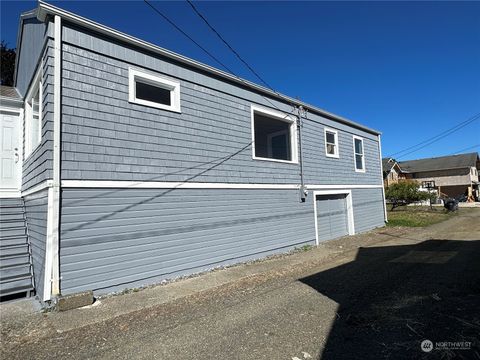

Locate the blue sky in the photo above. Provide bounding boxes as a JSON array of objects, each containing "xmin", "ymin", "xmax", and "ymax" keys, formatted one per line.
[{"xmin": 1, "ymin": 1, "xmax": 479, "ymax": 160}]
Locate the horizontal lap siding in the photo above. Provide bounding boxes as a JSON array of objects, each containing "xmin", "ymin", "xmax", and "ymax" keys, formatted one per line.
[
  {"xmin": 59, "ymin": 188, "xmax": 316, "ymax": 295},
  {"xmin": 352, "ymin": 188, "xmax": 385, "ymax": 233},
  {"xmin": 24, "ymin": 189, "xmax": 48, "ymax": 299},
  {"xmin": 60, "ymin": 25, "xmax": 382, "ymax": 185},
  {"xmin": 22, "ymin": 40, "xmax": 54, "ymax": 191}
]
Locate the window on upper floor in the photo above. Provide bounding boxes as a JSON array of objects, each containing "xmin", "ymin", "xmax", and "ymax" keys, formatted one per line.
[
  {"xmin": 25, "ymin": 71, "xmax": 42, "ymax": 158},
  {"xmin": 324, "ymin": 128, "xmax": 339, "ymax": 158},
  {"xmin": 128, "ymin": 67, "xmax": 181, "ymax": 112},
  {"xmin": 353, "ymin": 136, "xmax": 365, "ymax": 172},
  {"xmin": 251, "ymin": 105, "xmax": 298, "ymax": 163}
]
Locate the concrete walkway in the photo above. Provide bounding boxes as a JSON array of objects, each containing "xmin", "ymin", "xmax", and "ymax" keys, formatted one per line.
[{"xmin": 1, "ymin": 209, "xmax": 479, "ymax": 359}]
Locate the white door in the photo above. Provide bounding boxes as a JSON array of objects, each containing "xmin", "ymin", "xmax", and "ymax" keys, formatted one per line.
[{"xmin": 0, "ymin": 111, "xmax": 21, "ymax": 192}]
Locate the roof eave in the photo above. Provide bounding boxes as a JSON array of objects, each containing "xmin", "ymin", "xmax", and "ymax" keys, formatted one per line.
[
  {"xmin": 13, "ymin": 9, "xmax": 39, "ymax": 88},
  {"xmin": 0, "ymin": 96, "xmax": 24, "ymax": 109},
  {"xmin": 37, "ymin": 1, "xmax": 381, "ymax": 136},
  {"xmin": 401, "ymin": 165, "xmax": 474, "ymax": 173}
]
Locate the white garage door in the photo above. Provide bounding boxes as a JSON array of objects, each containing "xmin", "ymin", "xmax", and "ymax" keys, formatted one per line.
[{"xmin": 316, "ymin": 194, "xmax": 349, "ymax": 242}]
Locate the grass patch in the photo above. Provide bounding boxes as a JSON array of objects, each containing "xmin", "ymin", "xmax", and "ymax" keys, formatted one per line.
[
  {"xmin": 295, "ymin": 244, "xmax": 315, "ymax": 252},
  {"xmin": 387, "ymin": 206, "xmax": 455, "ymax": 227}
]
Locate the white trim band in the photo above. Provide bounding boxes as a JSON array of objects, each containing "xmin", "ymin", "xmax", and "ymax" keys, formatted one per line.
[
  {"xmin": 21, "ymin": 180, "xmax": 53, "ymax": 197},
  {"xmin": 60, "ymin": 180, "xmax": 383, "ymax": 190}
]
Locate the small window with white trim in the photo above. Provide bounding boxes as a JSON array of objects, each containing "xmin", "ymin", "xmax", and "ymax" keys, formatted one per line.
[
  {"xmin": 251, "ymin": 105, "xmax": 298, "ymax": 163},
  {"xmin": 324, "ymin": 128, "xmax": 339, "ymax": 158},
  {"xmin": 128, "ymin": 68, "xmax": 181, "ymax": 112},
  {"xmin": 353, "ymin": 135, "xmax": 365, "ymax": 172},
  {"xmin": 25, "ymin": 72, "xmax": 42, "ymax": 158}
]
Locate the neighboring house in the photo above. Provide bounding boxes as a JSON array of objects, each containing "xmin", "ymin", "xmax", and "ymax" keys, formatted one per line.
[
  {"xmin": 0, "ymin": 2, "xmax": 386, "ymax": 304},
  {"xmin": 382, "ymin": 157, "xmax": 405, "ymax": 187},
  {"xmin": 399, "ymin": 153, "xmax": 480, "ymax": 200}
]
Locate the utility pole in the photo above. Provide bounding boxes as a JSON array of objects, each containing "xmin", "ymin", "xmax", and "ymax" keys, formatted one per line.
[{"xmin": 297, "ymin": 106, "xmax": 307, "ymax": 202}]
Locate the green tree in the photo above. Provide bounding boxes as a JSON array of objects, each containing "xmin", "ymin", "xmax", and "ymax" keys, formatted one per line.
[
  {"xmin": 1, "ymin": 41, "xmax": 16, "ymax": 86},
  {"xmin": 385, "ymin": 180, "xmax": 432, "ymax": 210}
]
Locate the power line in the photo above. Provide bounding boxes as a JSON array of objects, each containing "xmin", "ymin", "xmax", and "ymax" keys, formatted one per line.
[
  {"xmin": 388, "ymin": 112, "xmax": 480, "ymax": 159},
  {"xmin": 143, "ymin": 0, "xmax": 235, "ymax": 75},
  {"xmin": 143, "ymin": 0, "xmax": 296, "ymax": 116},
  {"xmin": 448, "ymin": 144, "xmax": 480, "ymax": 155},
  {"xmin": 389, "ymin": 112, "xmax": 480, "ymax": 158},
  {"xmin": 185, "ymin": 0, "xmax": 276, "ymax": 93}
]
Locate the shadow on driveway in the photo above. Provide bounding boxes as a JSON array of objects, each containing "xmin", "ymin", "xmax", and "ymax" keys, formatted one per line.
[{"xmin": 300, "ymin": 239, "xmax": 480, "ymax": 359}]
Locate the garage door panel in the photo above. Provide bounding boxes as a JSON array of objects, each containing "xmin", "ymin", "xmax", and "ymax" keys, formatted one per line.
[{"xmin": 316, "ymin": 194, "xmax": 349, "ymax": 242}]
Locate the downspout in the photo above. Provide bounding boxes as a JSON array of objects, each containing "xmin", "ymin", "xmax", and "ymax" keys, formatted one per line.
[
  {"xmin": 51, "ymin": 14, "xmax": 62, "ymax": 298},
  {"xmin": 297, "ymin": 106, "xmax": 307, "ymax": 202},
  {"xmin": 377, "ymin": 134, "xmax": 388, "ymax": 223},
  {"xmin": 43, "ymin": 14, "xmax": 62, "ymax": 302}
]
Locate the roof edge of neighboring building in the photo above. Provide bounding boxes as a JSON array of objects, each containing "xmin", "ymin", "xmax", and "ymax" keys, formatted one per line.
[
  {"xmin": 33, "ymin": 0, "xmax": 381, "ymax": 136},
  {"xmin": 399, "ymin": 152, "xmax": 479, "ymax": 173}
]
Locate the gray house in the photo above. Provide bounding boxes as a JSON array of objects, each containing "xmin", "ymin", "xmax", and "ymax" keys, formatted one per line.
[{"xmin": 0, "ymin": 1, "xmax": 386, "ymax": 304}]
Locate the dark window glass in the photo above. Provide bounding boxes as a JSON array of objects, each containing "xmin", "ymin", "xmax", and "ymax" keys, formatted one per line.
[
  {"xmin": 136, "ymin": 81, "xmax": 171, "ymax": 106},
  {"xmin": 326, "ymin": 132, "xmax": 336, "ymax": 145},
  {"xmin": 356, "ymin": 154, "xmax": 364, "ymax": 170},
  {"xmin": 354, "ymin": 138, "xmax": 363, "ymax": 154},
  {"xmin": 254, "ymin": 113, "xmax": 291, "ymax": 161}
]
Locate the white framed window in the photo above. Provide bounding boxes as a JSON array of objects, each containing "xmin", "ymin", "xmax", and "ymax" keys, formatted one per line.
[
  {"xmin": 251, "ymin": 105, "xmax": 298, "ymax": 164},
  {"xmin": 128, "ymin": 67, "xmax": 181, "ymax": 113},
  {"xmin": 24, "ymin": 69, "xmax": 42, "ymax": 158},
  {"xmin": 324, "ymin": 128, "xmax": 339, "ymax": 158},
  {"xmin": 353, "ymin": 135, "xmax": 366, "ymax": 172}
]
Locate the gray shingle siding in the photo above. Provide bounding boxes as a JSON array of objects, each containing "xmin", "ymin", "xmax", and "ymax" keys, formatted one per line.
[
  {"xmin": 24, "ymin": 189, "xmax": 48, "ymax": 300},
  {"xmin": 22, "ymin": 39, "xmax": 54, "ymax": 191},
  {"xmin": 60, "ymin": 25, "xmax": 381, "ymax": 185}
]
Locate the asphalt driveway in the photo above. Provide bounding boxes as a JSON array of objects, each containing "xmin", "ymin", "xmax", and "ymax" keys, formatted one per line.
[{"xmin": 1, "ymin": 209, "xmax": 479, "ymax": 359}]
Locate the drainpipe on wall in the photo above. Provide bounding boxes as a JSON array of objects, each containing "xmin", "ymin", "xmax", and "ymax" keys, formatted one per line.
[
  {"xmin": 377, "ymin": 134, "xmax": 388, "ymax": 223},
  {"xmin": 43, "ymin": 14, "xmax": 62, "ymax": 302},
  {"xmin": 297, "ymin": 106, "xmax": 307, "ymax": 202}
]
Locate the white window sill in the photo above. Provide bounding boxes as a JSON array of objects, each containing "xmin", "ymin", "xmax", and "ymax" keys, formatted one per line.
[
  {"xmin": 325, "ymin": 153, "xmax": 339, "ymax": 158},
  {"xmin": 128, "ymin": 99, "xmax": 181, "ymax": 113},
  {"xmin": 252, "ymin": 155, "xmax": 298, "ymax": 165}
]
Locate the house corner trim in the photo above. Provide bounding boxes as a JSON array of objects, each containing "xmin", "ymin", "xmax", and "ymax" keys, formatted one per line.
[
  {"xmin": 378, "ymin": 135, "xmax": 388, "ymax": 223},
  {"xmin": 43, "ymin": 14, "xmax": 62, "ymax": 302}
]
